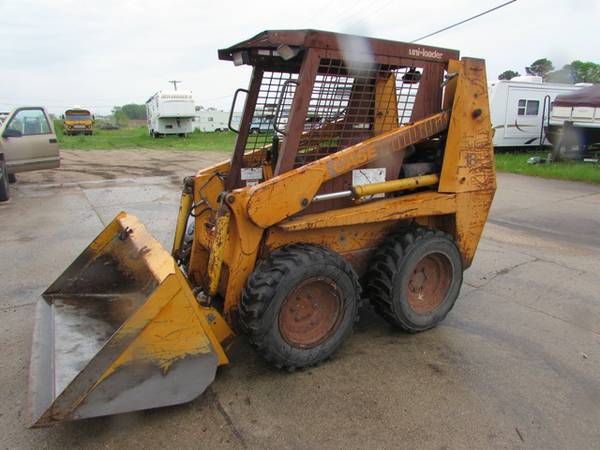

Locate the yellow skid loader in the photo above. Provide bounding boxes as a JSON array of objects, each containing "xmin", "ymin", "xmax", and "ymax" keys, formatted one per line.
[{"xmin": 28, "ymin": 30, "xmax": 496, "ymax": 426}]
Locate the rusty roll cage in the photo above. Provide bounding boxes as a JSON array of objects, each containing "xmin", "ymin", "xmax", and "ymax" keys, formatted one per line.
[{"xmin": 218, "ymin": 29, "xmax": 459, "ymax": 193}]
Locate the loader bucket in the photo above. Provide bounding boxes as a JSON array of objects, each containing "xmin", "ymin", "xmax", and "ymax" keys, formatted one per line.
[{"xmin": 28, "ymin": 212, "xmax": 228, "ymax": 427}]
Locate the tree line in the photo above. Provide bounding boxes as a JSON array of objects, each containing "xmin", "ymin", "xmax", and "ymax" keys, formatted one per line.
[
  {"xmin": 499, "ymin": 59, "xmax": 600, "ymax": 84},
  {"xmin": 110, "ymin": 60, "xmax": 598, "ymax": 124},
  {"xmin": 111, "ymin": 104, "xmax": 147, "ymax": 125}
]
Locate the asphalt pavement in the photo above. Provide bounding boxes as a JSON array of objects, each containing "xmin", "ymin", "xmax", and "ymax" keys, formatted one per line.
[{"xmin": 1, "ymin": 159, "xmax": 599, "ymax": 449}]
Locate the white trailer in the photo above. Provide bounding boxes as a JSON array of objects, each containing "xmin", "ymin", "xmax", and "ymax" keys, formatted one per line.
[
  {"xmin": 146, "ymin": 90, "xmax": 195, "ymax": 138},
  {"xmin": 488, "ymin": 76, "xmax": 583, "ymax": 148},
  {"xmin": 194, "ymin": 108, "xmax": 240, "ymax": 132}
]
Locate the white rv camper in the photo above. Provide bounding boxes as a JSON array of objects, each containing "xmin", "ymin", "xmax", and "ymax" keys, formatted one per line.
[
  {"xmin": 146, "ymin": 90, "xmax": 195, "ymax": 137},
  {"xmin": 488, "ymin": 76, "xmax": 582, "ymax": 148},
  {"xmin": 194, "ymin": 107, "xmax": 240, "ymax": 132}
]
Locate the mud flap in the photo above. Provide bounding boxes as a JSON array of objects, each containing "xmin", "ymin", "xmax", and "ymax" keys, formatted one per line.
[{"xmin": 28, "ymin": 212, "xmax": 230, "ymax": 427}]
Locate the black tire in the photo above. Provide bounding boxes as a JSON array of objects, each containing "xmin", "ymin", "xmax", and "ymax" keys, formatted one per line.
[
  {"xmin": 240, "ymin": 244, "xmax": 361, "ymax": 370},
  {"xmin": 0, "ymin": 159, "xmax": 10, "ymax": 202},
  {"xmin": 367, "ymin": 227, "xmax": 463, "ymax": 333},
  {"xmin": 8, "ymin": 173, "xmax": 16, "ymax": 183}
]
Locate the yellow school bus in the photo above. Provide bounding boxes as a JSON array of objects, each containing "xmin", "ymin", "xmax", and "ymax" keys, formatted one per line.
[{"xmin": 63, "ymin": 107, "xmax": 94, "ymax": 135}]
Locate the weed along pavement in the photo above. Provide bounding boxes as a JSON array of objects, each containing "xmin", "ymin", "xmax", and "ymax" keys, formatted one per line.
[{"xmin": 1, "ymin": 150, "xmax": 599, "ymax": 449}]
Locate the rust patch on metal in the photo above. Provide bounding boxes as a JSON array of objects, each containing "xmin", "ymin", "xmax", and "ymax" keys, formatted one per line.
[
  {"xmin": 407, "ymin": 252, "xmax": 452, "ymax": 314},
  {"xmin": 278, "ymin": 277, "xmax": 342, "ymax": 348}
]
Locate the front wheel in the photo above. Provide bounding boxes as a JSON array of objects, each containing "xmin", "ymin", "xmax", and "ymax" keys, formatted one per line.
[
  {"xmin": 240, "ymin": 244, "xmax": 361, "ymax": 370},
  {"xmin": 367, "ymin": 228, "xmax": 463, "ymax": 333}
]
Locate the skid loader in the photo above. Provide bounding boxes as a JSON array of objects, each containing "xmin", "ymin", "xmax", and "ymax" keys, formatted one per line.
[{"xmin": 28, "ymin": 30, "xmax": 496, "ymax": 427}]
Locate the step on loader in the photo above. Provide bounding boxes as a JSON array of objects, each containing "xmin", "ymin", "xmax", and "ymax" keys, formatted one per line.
[{"xmin": 28, "ymin": 30, "xmax": 496, "ymax": 426}]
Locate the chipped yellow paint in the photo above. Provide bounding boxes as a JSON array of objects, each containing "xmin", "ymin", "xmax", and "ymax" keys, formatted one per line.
[
  {"xmin": 246, "ymin": 111, "xmax": 450, "ymax": 229},
  {"xmin": 279, "ymin": 191, "xmax": 456, "ymax": 231},
  {"xmin": 82, "ymin": 213, "xmax": 233, "ymax": 392},
  {"xmin": 207, "ymin": 208, "xmax": 230, "ymax": 297},
  {"xmin": 108, "ymin": 280, "xmax": 212, "ymax": 375},
  {"xmin": 454, "ymin": 190, "xmax": 495, "ymax": 267},
  {"xmin": 439, "ymin": 58, "xmax": 496, "ymax": 193}
]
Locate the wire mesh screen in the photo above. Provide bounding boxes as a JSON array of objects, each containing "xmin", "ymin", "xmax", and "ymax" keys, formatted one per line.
[
  {"xmin": 244, "ymin": 71, "xmax": 298, "ymax": 157},
  {"xmin": 294, "ymin": 59, "xmax": 423, "ymax": 167},
  {"xmin": 243, "ymin": 61, "xmax": 423, "ymax": 169}
]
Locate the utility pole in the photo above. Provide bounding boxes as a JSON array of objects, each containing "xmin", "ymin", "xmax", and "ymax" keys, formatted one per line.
[{"xmin": 168, "ymin": 80, "xmax": 182, "ymax": 90}]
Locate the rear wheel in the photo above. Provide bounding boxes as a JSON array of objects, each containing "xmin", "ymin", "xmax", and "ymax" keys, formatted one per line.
[
  {"xmin": 367, "ymin": 227, "xmax": 463, "ymax": 332},
  {"xmin": 0, "ymin": 159, "xmax": 10, "ymax": 202},
  {"xmin": 240, "ymin": 244, "xmax": 360, "ymax": 370}
]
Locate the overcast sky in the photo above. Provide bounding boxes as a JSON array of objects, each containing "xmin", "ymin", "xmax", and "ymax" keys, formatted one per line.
[{"xmin": 1, "ymin": 0, "xmax": 598, "ymax": 115}]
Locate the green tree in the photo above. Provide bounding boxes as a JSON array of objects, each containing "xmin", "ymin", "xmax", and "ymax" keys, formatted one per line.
[
  {"xmin": 113, "ymin": 109, "xmax": 129, "ymax": 127},
  {"xmin": 525, "ymin": 58, "xmax": 554, "ymax": 79},
  {"xmin": 122, "ymin": 104, "xmax": 147, "ymax": 120},
  {"xmin": 112, "ymin": 104, "xmax": 147, "ymax": 120},
  {"xmin": 498, "ymin": 70, "xmax": 520, "ymax": 80},
  {"xmin": 564, "ymin": 61, "xmax": 600, "ymax": 84}
]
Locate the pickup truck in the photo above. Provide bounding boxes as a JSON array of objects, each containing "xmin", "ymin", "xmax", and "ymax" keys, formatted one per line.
[{"xmin": 0, "ymin": 107, "xmax": 60, "ymax": 201}]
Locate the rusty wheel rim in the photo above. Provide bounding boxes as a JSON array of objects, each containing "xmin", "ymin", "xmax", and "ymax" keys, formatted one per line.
[
  {"xmin": 407, "ymin": 252, "xmax": 453, "ymax": 314},
  {"xmin": 278, "ymin": 277, "xmax": 343, "ymax": 348}
]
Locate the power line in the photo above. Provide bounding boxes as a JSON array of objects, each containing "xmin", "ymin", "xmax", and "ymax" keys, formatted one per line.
[
  {"xmin": 336, "ymin": 0, "xmax": 382, "ymax": 29},
  {"xmin": 341, "ymin": 0, "xmax": 396, "ymax": 29},
  {"xmin": 411, "ymin": 0, "xmax": 517, "ymax": 43}
]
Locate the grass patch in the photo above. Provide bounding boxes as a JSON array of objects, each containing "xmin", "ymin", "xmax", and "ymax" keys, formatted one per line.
[
  {"xmin": 54, "ymin": 120, "xmax": 600, "ymax": 185},
  {"xmin": 55, "ymin": 121, "xmax": 236, "ymax": 151},
  {"xmin": 495, "ymin": 151, "xmax": 600, "ymax": 184}
]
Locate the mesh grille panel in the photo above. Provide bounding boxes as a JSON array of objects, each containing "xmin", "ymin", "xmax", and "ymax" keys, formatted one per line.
[
  {"xmin": 245, "ymin": 71, "xmax": 298, "ymax": 160},
  {"xmin": 243, "ymin": 61, "xmax": 423, "ymax": 169},
  {"xmin": 295, "ymin": 59, "xmax": 422, "ymax": 167}
]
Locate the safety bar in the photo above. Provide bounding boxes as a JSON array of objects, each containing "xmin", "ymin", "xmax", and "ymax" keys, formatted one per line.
[
  {"xmin": 228, "ymin": 88, "xmax": 248, "ymax": 133},
  {"xmin": 273, "ymin": 79, "xmax": 299, "ymax": 136}
]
